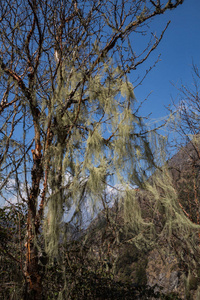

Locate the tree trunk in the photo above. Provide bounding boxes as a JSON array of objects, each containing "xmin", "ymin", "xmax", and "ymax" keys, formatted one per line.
[
  {"xmin": 24, "ymin": 142, "xmax": 43, "ymax": 299},
  {"xmin": 25, "ymin": 218, "xmax": 42, "ymax": 299}
]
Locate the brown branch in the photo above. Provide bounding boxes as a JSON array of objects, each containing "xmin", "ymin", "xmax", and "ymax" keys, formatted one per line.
[
  {"xmin": 0, "ymin": 245, "xmax": 21, "ymax": 265},
  {"xmin": 62, "ymin": 2, "xmax": 182, "ymax": 113},
  {"xmin": 25, "ymin": 8, "xmax": 36, "ymax": 70},
  {"xmin": 35, "ymin": 123, "xmax": 53, "ymax": 230},
  {"xmin": 0, "ymin": 59, "xmax": 32, "ymax": 101},
  {"xmin": 65, "ymin": 82, "xmax": 85, "ymax": 142},
  {"xmin": 27, "ymin": 0, "xmax": 44, "ymax": 74},
  {"xmin": 0, "ymin": 104, "xmax": 19, "ymax": 165},
  {"xmin": 0, "ymin": 140, "xmax": 34, "ymax": 192},
  {"xmin": 134, "ymin": 21, "xmax": 171, "ymax": 69},
  {"xmin": 178, "ymin": 201, "xmax": 191, "ymax": 219}
]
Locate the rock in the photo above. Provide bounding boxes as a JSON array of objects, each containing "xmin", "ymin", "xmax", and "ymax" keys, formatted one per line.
[{"xmin": 146, "ymin": 248, "xmax": 185, "ymax": 298}]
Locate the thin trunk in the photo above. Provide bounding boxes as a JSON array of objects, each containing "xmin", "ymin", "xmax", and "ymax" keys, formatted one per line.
[
  {"xmin": 25, "ymin": 140, "xmax": 43, "ymax": 299},
  {"xmin": 25, "ymin": 212, "xmax": 42, "ymax": 299}
]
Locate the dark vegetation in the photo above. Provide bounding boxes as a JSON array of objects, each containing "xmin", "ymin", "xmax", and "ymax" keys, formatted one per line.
[
  {"xmin": 0, "ymin": 202, "xmax": 183, "ymax": 300},
  {"xmin": 1, "ymin": 135, "xmax": 200, "ymax": 299}
]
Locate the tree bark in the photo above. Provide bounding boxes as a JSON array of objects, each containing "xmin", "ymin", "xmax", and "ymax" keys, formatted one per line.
[{"xmin": 25, "ymin": 141, "xmax": 43, "ymax": 299}]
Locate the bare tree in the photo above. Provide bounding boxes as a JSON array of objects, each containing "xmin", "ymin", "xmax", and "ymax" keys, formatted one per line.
[
  {"xmin": 167, "ymin": 64, "xmax": 200, "ymax": 226},
  {"xmin": 0, "ymin": 0, "xmax": 184, "ymax": 298}
]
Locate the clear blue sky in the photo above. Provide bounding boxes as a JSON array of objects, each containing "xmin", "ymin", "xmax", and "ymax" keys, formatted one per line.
[{"xmin": 133, "ymin": 0, "xmax": 200, "ymax": 124}]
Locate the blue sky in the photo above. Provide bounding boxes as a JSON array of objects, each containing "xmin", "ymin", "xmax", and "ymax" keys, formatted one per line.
[{"xmin": 133, "ymin": 0, "xmax": 200, "ymax": 124}]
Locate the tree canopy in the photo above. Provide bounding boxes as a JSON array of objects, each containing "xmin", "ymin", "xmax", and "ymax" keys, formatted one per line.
[{"xmin": 0, "ymin": 0, "xmax": 186, "ymax": 298}]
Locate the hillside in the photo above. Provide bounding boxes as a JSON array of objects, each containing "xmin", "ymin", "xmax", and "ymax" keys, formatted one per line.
[
  {"xmin": 1, "ymin": 139, "xmax": 200, "ymax": 299},
  {"xmin": 72, "ymin": 138, "xmax": 200, "ymax": 299}
]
